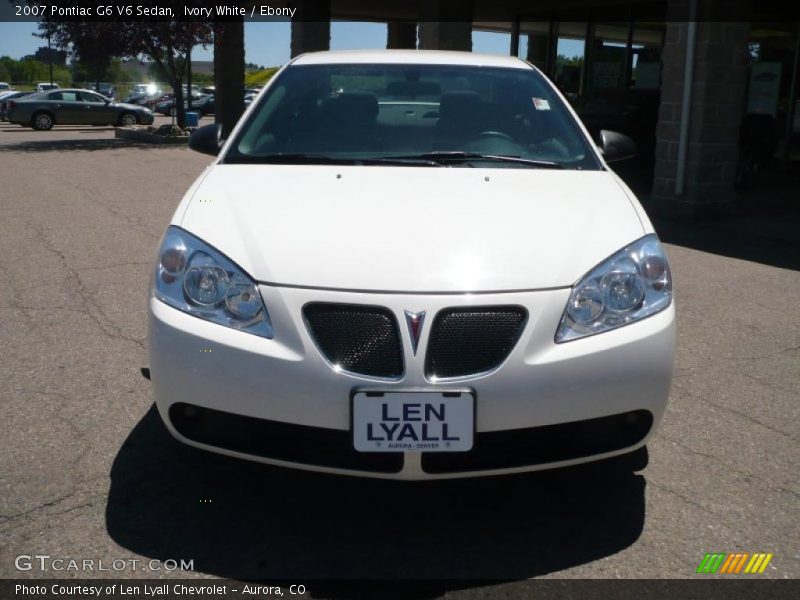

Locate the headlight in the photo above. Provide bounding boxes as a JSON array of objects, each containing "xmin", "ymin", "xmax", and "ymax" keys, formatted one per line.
[
  {"xmin": 153, "ymin": 226, "xmax": 273, "ymax": 338},
  {"xmin": 555, "ymin": 234, "xmax": 672, "ymax": 343}
]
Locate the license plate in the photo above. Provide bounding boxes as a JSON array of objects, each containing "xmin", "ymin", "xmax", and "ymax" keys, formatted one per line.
[{"xmin": 352, "ymin": 391, "xmax": 474, "ymax": 453}]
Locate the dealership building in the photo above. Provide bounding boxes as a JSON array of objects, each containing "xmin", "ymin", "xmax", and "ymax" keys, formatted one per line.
[{"xmin": 251, "ymin": 0, "xmax": 799, "ymax": 217}]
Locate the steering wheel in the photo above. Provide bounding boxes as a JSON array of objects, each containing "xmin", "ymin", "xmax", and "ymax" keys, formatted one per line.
[{"xmin": 476, "ymin": 130, "xmax": 514, "ymax": 141}]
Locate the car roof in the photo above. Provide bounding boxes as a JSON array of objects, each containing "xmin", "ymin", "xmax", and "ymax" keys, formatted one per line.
[
  {"xmin": 41, "ymin": 88, "xmax": 101, "ymax": 93},
  {"xmin": 290, "ymin": 49, "xmax": 530, "ymax": 69}
]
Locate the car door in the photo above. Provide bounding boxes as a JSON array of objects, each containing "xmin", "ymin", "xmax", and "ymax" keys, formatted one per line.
[
  {"xmin": 78, "ymin": 91, "xmax": 114, "ymax": 124},
  {"xmin": 46, "ymin": 91, "xmax": 84, "ymax": 124}
]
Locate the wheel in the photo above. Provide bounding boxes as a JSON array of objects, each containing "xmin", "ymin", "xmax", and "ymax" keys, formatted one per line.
[
  {"xmin": 32, "ymin": 112, "xmax": 54, "ymax": 131},
  {"xmin": 119, "ymin": 113, "xmax": 137, "ymax": 127}
]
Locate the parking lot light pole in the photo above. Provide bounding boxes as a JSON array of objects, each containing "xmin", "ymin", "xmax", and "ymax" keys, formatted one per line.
[{"xmin": 47, "ymin": 33, "xmax": 53, "ymax": 85}]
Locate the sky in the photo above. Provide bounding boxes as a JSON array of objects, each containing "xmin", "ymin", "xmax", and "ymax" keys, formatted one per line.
[{"xmin": 0, "ymin": 20, "xmax": 583, "ymax": 67}]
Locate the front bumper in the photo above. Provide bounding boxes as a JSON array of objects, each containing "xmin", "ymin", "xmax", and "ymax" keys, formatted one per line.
[{"xmin": 148, "ymin": 285, "xmax": 675, "ymax": 480}]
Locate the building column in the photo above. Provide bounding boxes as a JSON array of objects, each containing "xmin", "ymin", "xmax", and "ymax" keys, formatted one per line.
[
  {"xmin": 652, "ymin": 7, "xmax": 751, "ymax": 216},
  {"xmin": 526, "ymin": 34, "xmax": 549, "ymax": 69},
  {"xmin": 418, "ymin": 0, "xmax": 473, "ymax": 51},
  {"xmin": 290, "ymin": 0, "xmax": 331, "ymax": 58},
  {"xmin": 387, "ymin": 22, "xmax": 417, "ymax": 49},
  {"xmin": 214, "ymin": 18, "xmax": 245, "ymax": 139}
]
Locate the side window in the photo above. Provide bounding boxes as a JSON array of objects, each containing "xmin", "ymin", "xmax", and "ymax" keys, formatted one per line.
[
  {"xmin": 59, "ymin": 92, "xmax": 78, "ymax": 102},
  {"xmin": 48, "ymin": 92, "xmax": 63, "ymax": 101},
  {"xmin": 79, "ymin": 92, "xmax": 103, "ymax": 103}
]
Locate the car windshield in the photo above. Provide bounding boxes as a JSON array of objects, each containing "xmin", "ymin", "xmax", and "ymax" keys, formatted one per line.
[{"xmin": 224, "ymin": 63, "xmax": 601, "ymax": 169}]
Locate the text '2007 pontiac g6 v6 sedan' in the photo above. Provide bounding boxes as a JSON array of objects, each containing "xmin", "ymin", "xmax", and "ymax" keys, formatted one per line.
[{"xmin": 148, "ymin": 50, "xmax": 675, "ymax": 479}]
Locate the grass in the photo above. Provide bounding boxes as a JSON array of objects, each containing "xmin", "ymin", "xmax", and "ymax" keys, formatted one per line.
[{"xmin": 244, "ymin": 67, "xmax": 280, "ymax": 88}]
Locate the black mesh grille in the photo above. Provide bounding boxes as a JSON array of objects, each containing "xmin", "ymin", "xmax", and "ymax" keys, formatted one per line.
[
  {"xmin": 304, "ymin": 303, "xmax": 403, "ymax": 378},
  {"xmin": 425, "ymin": 306, "xmax": 527, "ymax": 379}
]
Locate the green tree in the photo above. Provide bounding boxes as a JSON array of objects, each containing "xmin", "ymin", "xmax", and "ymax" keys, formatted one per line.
[
  {"xmin": 128, "ymin": 20, "xmax": 214, "ymax": 126},
  {"xmin": 0, "ymin": 56, "xmax": 14, "ymax": 82},
  {"xmin": 39, "ymin": 21, "xmax": 130, "ymax": 91},
  {"xmin": 0, "ymin": 56, "xmax": 70, "ymax": 86},
  {"xmin": 71, "ymin": 57, "xmax": 125, "ymax": 86},
  {"xmin": 33, "ymin": 46, "xmax": 68, "ymax": 66},
  {"xmin": 38, "ymin": 0, "xmax": 213, "ymax": 127}
]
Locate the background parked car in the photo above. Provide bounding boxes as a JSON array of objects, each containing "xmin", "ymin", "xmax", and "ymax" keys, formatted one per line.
[
  {"xmin": 132, "ymin": 84, "xmax": 161, "ymax": 96},
  {"xmin": 189, "ymin": 95, "xmax": 215, "ymax": 116},
  {"xmin": 0, "ymin": 90, "xmax": 15, "ymax": 116},
  {"xmin": 0, "ymin": 82, "xmax": 13, "ymax": 92},
  {"xmin": 7, "ymin": 88, "xmax": 154, "ymax": 130},
  {"xmin": 36, "ymin": 82, "xmax": 59, "ymax": 92},
  {"xmin": 122, "ymin": 93, "xmax": 148, "ymax": 105},
  {"xmin": 0, "ymin": 91, "xmax": 32, "ymax": 121},
  {"xmin": 155, "ymin": 92, "xmax": 212, "ymax": 116},
  {"xmin": 138, "ymin": 92, "xmax": 173, "ymax": 109},
  {"xmin": 87, "ymin": 83, "xmax": 116, "ymax": 99}
]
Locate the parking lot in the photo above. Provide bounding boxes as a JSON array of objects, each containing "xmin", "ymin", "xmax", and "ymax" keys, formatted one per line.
[{"xmin": 0, "ymin": 120, "xmax": 798, "ymax": 589}]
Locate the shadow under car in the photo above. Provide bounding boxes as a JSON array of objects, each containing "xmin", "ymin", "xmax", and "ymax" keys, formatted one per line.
[{"xmin": 106, "ymin": 405, "xmax": 648, "ymax": 591}]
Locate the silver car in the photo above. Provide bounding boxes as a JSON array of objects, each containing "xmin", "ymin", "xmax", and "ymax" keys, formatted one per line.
[{"xmin": 7, "ymin": 88, "xmax": 155, "ymax": 130}]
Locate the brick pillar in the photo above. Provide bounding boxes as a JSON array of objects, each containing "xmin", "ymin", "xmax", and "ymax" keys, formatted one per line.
[
  {"xmin": 387, "ymin": 22, "xmax": 417, "ymax": 49},
  {"xmin": 526, "ymin": 35, "xmax": 549, "ymax": 70},
  {"xmin": 418, "ymin": 0, "xmax": 473, "ymax": 51},
  {"xmin": 290, "ymin": 1, "xmax": 330, "ymax": 58},
  {"xmin": 653, "ymin": 9, "xmax": 751, "ymax": 216},
  {"xmin": 214, "ymin": 18, "xmax": 245, "ymax": 139}
]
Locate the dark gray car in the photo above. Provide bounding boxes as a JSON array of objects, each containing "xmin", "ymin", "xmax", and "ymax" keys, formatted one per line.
[{"xmin": 7, "ymin": 89, "xmax": 155, "ymax": 130}]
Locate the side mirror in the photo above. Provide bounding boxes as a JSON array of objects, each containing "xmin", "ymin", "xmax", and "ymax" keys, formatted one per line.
[
  {"xmin": 598, "ymin": 130, "xmax": 636, "ymax": 163},
  {"xmin": 189, "ymin": 123, "xmax": 223, "ymax": 156}
]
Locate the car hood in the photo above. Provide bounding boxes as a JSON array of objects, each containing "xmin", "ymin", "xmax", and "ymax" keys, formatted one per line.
[
  {"xmin": 115, "ymin": 102, "xmax": 146, "ymax": 110},
  {"xmin": 178, "ymin": 165, "xmax": 645, "ymax": 292}
]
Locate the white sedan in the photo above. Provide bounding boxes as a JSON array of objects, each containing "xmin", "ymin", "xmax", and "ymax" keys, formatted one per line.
[{"xmin": 148, "ymin": 50, "xmax": 675, "ymax": 479}]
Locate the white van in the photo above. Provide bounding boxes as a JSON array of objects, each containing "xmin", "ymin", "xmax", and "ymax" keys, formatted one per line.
[{"xmin": 36, "ymin": 82, "xmax": 60, "ymax": 92}]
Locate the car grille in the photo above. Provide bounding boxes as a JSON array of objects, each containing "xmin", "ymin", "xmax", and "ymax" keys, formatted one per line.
[
  {"xmin": 422, "ymin": 410, "xmax": 653, "ymax": 473},
  {"xmin": 303, "ymin": 303, "xmax": 404, "ymax": 379},
  {"xmin": 425, "ymin": 306, "xmax": 527, "ymax": 379}
]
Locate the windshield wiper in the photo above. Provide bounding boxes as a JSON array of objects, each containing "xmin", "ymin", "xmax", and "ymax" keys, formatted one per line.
[
  {"xmin": 225, "ymin": 153, "xmax": 442, "ymax": 167},
  {"xmin": 387, "ymin": 151, "xmax": 564, "ymax": 169}
]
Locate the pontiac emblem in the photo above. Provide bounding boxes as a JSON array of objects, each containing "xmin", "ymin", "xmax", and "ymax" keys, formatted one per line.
[{"xmin": 404, "ymin": 310, "xmax": 426, "ymax": 356}]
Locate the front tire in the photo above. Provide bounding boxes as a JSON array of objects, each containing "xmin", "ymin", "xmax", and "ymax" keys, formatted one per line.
[
  {"xmin": 119, "ymin": 113, "xmax": 138, "ymax": 127},
  {"xmin": 32, "ymin": 112, "xmax": 54, "ymax": 131}
]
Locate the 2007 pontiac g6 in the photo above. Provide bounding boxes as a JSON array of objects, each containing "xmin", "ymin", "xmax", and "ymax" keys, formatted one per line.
[{"xmin": 148, "ymin": 50, "xmax": 675, "ymax": 479}]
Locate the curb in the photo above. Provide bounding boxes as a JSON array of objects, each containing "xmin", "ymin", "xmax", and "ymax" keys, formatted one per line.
[{"xmin": 115, "ymin": 126, "xmax": 189, "ymax": 145}]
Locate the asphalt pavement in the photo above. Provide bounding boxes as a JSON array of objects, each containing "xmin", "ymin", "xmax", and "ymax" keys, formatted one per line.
[{"xmin": 0, "ymin": 119, "xmax": 797, "ymax": 592}]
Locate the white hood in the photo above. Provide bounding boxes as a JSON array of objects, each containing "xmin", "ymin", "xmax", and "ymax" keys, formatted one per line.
[{"xmin": 178, "ymin": 165, "xmax": 645, "ymax": 292}]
